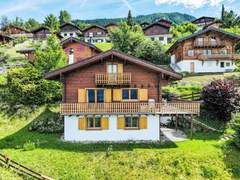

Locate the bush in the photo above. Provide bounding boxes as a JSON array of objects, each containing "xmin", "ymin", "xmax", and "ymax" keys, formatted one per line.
[
  {"xmin": 23, "ymin": 141, "xmax": 36, "ymax": 151},
  {"xmin": 201, "ymin": 79, "xmax": 240, "ymax": 121},
  {"xmin": 29, "ymin": 107, "xmax": 63, "ymax": 133}
]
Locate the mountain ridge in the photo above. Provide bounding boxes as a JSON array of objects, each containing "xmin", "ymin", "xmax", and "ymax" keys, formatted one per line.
[{"xmin": 73, "ymin": 12, "xmax": 196, "ymax": 26}]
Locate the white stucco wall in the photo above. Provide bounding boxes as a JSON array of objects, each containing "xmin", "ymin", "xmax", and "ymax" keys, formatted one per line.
[
  {"xmin": 145, "ymin": 34, "xmax": 172, "ymax": 45},
  {"xmin": 64, "ymin": 115, "xmax": 161, "ymax": 142},
  {"xmin": 60, "ymin": 32, "xmax": 78, "ymax": 38},
  {"xmin": 171, "ymin": 59, "xmax": 235, "ymax": 73}
]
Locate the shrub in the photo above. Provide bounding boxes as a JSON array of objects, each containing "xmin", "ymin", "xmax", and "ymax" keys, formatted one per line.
[
  {"xmin": 23, "ymin": 141, "xmax": 36, "ymax": 151},
  {"xmin": 201, "ymin": 79, "xmax": 240, "ymax": 121},
  {"xmin": 29, "ymin": 107, "xmax": 63, "ymax": 133}
]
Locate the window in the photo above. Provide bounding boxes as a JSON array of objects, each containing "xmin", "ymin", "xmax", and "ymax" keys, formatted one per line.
[
  {"xmin": 220, "ymin": 49, "xmax": 227, "ymax": 55},
  {"xmin": 226, "ymin": 62, "xmax": 230, "ymax": 67},
  {"xmin": 107, "ymin": 64, "xmax": 117, "ymax": 73},
  {"xmin": 220, "ymin": 62, "xmax": 225, "ymax": 68},
  {"xmin": 167, "ymin": 37, "xmax": 172, "ymax": 43},
  {"xmin": 125, "ymin": 116, "xmax": 139, "ymax": 128},
  {"xmin": 87, "ymin": 116, "xmax": 101, "ymax": 129},
  {"xmin": 97, "ymin": 32, "xmax": 102, "ymax": 35},
  {"xmin": 210, "ymin": 36, "xmax": 217, "ymax": 45},
  {"xmin": 203, "ymin": 49, "xmax": 212, "ymax": 55},
  {"xmin": 122, "ymin": 89, "xmax": 138, "ymax": 100},
  {"xmin": 64, "ymin": 33, "xmax": 67, "ymax": 36},
  {"xmin": 159, "ymin": 37, "xmax": 164, "ymax": 41},
  {"xmin": 87, "ymin": 89, "xmax": 104, "ymax": 103},
  {"xmin": 187, "ymin": 50, "xmax": 194, "ymax": 56},
  {"xmin": 151, "ymin": 37, "xmax": 155, "ymax": 41},
  {"xmin": 70, "ymin": 33, "xmax": 73, "ymax": 36},
  {"xmin": 197, "ymin": 38, "xmax": 204, "ymax": 46}
]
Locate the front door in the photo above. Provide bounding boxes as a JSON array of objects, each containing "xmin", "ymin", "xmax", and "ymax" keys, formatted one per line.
[{"xmin": 190, "ymin": 62, "xmax": 195, "ymax": 73}]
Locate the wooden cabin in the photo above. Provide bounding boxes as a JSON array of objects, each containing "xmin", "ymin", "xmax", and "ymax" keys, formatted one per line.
[
  {"xmin": 143, "ymin": 22, "xmax": 172, "ymax": 45},
  {"xmin": 192, "ymin": 16, "xmax": 215, "ymax": 28},
  {"xmin": 45, "ymin": 50, "xmax": 200, "ymax": 142},
  {"xmin": 61, "ymin": 37, "xmax": 102, "ymax": 64},
  {"xmin": 60, "ymin": 22, "xmax": 82, "ymax": 38},
  {"xmin": 0, "ymin": 34, "xmax": 13, "ymax": 44},
  {"xmin": 158, "ymin": 19, "xmax": 172, "ymax": 28},
  {"xmin": 82, "ymin": 25, "xmax": 109, "ymax": 44},
  {"xmin": 167, "ymin": 27, "xmax": 240, "ymax": 73},
  {"xmin": 31, "ymin": 27, "xmax": 51, "ymax": 39},
  {"xmin": 1, "ymin": 25, "xmax": 32, "ymax": 38}
]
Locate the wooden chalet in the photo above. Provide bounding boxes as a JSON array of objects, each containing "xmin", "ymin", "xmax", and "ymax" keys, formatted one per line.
[
  {"xmin": 143, "ymin": 22, "xmax": 172, "ymax": 45},
  {"xmin": 192, "ymin": 16, "xmax": 216, "ymax": 28},
  {"xmin": 158, "ymin": 19, "xmax": 172, "ymax": 28},
  {"xmin": 45, "ymin": 49, "xmax": 200, "ymax": 142},
  {"xmin": 60, "ymin": 22, "xmax": 82, "ymax": 38},
  {"xmin": 61, "ymin": 37, "xmax": 102, "ymax": 64},
  {"xmin": 1, "ymin": 25, "xmax": 32, "ymax": 38},
  {"xmin": 82, "ymin": 25, "xmax": 109, "ymax": 43},
  {"xmin": 31, "ymin": 26, "xmax": 51, "ymax": 39},
  {"xmin": 167, "ymin": 27, "xmax": 240, "ymax": 73}
]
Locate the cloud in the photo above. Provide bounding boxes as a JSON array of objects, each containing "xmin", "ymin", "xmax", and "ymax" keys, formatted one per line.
[{"xmin": 155, "ymin": 0, "xmax": 233, "ymax": 9}]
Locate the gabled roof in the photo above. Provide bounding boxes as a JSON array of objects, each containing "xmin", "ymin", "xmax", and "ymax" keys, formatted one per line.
[
  {"xmin": 60, "ymin": 22, "xmax": 81, "ymax": 31},
  {"xmin": 82, "ymin": 25, "xmax": 107, "ymax": 32},
  {"xmin": 16, "ymin": 48, "xmax": 36, "ymax": 54},
  {"xmin": 166, "ymin": 27, "xmax": 240, "ymax": 53},
  {"xmin": 143, "ymin": 22, "xmax": 170, "ymax": 31},
  {"xmin": 45, "ymin": 50, "xmax": 182, "ymax": 80},
  {"xmin": 192, "ymin": 16, "xmax": 215, "ymax": 23},
  {"xmin": 2, "ymin": 25, "xmax": 30, "ymax": 33},
  {"xmin": 31, "ymin": 26, "xmax": 50, "ymax": 33},
  {"xmin": 61, "ymin": 37, "xmax": 102, "ymax": 52}
]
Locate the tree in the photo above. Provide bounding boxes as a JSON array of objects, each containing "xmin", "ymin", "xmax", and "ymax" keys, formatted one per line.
[
  {"xmin": 222, "ymin": 9, "xmax": 240, "ymax": 28},
  {"xmin": 221, "ymin": 4, "xmax": 225, "ymax": 21},
  {"xmin": 44, "ymin": 14, "xmax": 60, "ymax": 33},
  {"xmin": 34, "ymin": 34, "xmax": 67, "ymax": 73},
  {"xmin": 11, "ymin": 17, "xmax": 24, "ymax": 27},
  {"xmin": 59, "ymin": 10, "xmax": 71, "ymax": 25},
  {"xmin": 0, "ymin": 16, "xmax": 10, "ymax": 28},
  {"xmin": 127, "ymin": 10, "xmax": 133, "ymax": 26},
  {"xmin": 135, "ymin": 39, "xmax": 168, "ymax": 64},
  {"xmin": 109, "ymin": 22, "xmax": 145, "ymax": 55},
  {"xmin": 24, "ymin": 18, "xmax": 40, "ymax": 31},
  {"xmin": 201, "ymin": 79, "xmax": 240, "ymax": 121},
  {"xmin": 170, "ymin": 22, "xmax": 198, "ymax": 41}
]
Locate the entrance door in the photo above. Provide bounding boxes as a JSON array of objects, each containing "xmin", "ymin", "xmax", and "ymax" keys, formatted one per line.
[{"xmin": 190, "ymin": 62, "xmax": 195, "ymax": 73}]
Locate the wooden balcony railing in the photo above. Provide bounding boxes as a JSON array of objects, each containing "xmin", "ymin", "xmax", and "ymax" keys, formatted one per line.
[
  {"xmin": 198, "ymin": 54, "xmax": 236, "ymax": 60},
  {"xmin": 194, "ymin": 41, "xmax": 225, "ymax": 48},
  {"xmin": 60, "ymin": 102, "xmax": 200, "ymax": 115},
  {"xmin": 95, "ymin": 73, "xmax": 131, "ymax": 85}
]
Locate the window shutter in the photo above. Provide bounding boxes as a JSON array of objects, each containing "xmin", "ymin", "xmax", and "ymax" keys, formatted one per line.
[
  {"xmin": 104, "ymin": 89, "xmax": 112, "ymax": 103},
  {"xmin": 113, "ymin": 89, "xmax": 122, "ymax": 101},
  {"xmin": 139, "ymin": 116, "xmax": 147, "ymax": 129},
  {"xmin": 78, "ymin": 116, "xmax": 86, "ymax": 130},
  {"xmin": 117, "ymin": 116, "xmax": 125, "ymax": 129},
  {"xmin": 117, "ymin": 63, "xmax": 123, "ymax": 74},
  {"xmin": 138, "ymin": 89, "xmax": 148, "ymax": 101},
  {"xmin": 78, "ymin": 89, "xmax": 86, "ymax": 103},
  {"xmin": 101, "ymin": 117, "xmax": 109, "ymax": 130}
]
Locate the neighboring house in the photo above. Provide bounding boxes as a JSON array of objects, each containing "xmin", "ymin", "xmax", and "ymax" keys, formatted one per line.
[
  {"xmin": 167, "ymin": 27, "xmax": 240, "ymax": 73},
  {"xmin": 32, "ymin": 26, "xmax": 51, "ymax": 39},
  {"xmin": 157, "ymin": 19, "xmax": 172, "ymax": 28},
  {"xmin": 60, "ymin": 22, "xmax": 82, "ymax": 38},
  {"xmin": 105, "ymin": 23, "xmax": 118, "ymax": 32},
  {"xmin": 143, "ymin": 22, "xmax": 172, "ymax": 45},
  {"xmin": 61, "ymin": 37, "xmax": 102, "ymax": 64},
  {"xmin": 1, "ymin": 25, "xmax": 32, "ymax": 38},
  {"xmin": 192, "ymin": 16, "xmax": 216, "ymax": 28},
  {"xmin": 45, "ymin": 50, "xmax": 200, "ymax": 142},
  {"xmin": 203, "ymin": 20, "xmax": 223, "ymax": 29},
  {"xmin": 16, "ymin": 48, "xmax": 36, "ymax": 61},
  {"xmin": 82, "ymin": 25, "xmax": 109, "ymax": 43},
  {"xmin": 0, "ymin": 34, "xmax": 13, "ymax": 44},
  {"xmin": 140, "ymin": 22, "xmax": 150, "ymax": 28}
]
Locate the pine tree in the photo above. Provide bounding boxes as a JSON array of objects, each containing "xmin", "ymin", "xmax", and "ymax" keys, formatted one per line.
[
  {"xmin": 44, "ymin": 14, "xmax": 60, "ymax": 33},
  {"xmin": 221, "ymin": 4, "xmax": 225, "ymax": 21},
  {"xmin": 127, "ymin": 10, "xmax": 133, "ymax": 26},
  {"xmin": 59, "ymin": 10, "xmax": 71, "ymax": 25}
]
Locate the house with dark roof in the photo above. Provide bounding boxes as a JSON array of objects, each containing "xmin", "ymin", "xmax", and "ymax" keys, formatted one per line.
[
  {"xmin": 167, "ymin": 27, "xmax": 240, "ymax": 73},
  {"xmin": 1, "ymin": 25, "xmax": 32, "ymax": 38},
  {"xmin": 82, "ymin": 25, "xmax": 109, "ymax": 44},
  {"xmin": 31, "ymin": 26, "xmax": 51, "ymax": 39},
  {"xmin": 45, "ymin": 49, "xmax": 200, "ymax": 142},
  {"xmin": 0, "ymin": 34, "xmax": 13, "ymax": 44},
  {"xmin": 60, "ymin": 22, "xmax": 82, "ymax": 38},
  {"xmin": 61, "ymin": 37, "xmax": 102, "ymax": 64},
  {"xmin": 143, "ymin": 21, "xmax": 172, "ymax": 45},
  {"xmin": 192, "ymin": 16, "xmax": 216, "ymax": 28}
]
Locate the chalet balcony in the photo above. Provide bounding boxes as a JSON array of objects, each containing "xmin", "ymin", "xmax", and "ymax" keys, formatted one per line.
[
  {"xmin": 198, "ymin": 53, "xmax": 236, "ymax": 60},
  {"xmin": 194, "ymin": 41, "xmax": 225, "ymax": 48},
  {"xmin": 95, "ymin": 73, "xmax": 131, "ymax": 85},
  {"xmin": 60, "ymin": 102, "xmax": 200, "ymax": 116}
]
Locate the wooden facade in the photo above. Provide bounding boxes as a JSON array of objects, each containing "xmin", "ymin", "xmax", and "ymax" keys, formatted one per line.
[
  {"xmin": 83, "ymin": 25, "xmax": 108, "ymax": 37},
  {"xmin": 32, "ymin": 27, "xmax": 51, "ymax": 39},
  {"xmin": 192, "ymin": 16, "xmax": 215, "ymax": 26},
  {"xmin": 1, "ymin": 25, "xmax": 29, "ymax": 35},
  {"xmin": 143, "ymin": 23, "xmax": 170, "ymax": 36},
  {"xmin": 168, "ymin": 27, "xmax": 240, "ymax": 63}
]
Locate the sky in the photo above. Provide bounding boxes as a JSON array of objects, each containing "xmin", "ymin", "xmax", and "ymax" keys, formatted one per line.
[{"xmin": 0, "ymin": 0, "xmax": 239, "ymax": 22}]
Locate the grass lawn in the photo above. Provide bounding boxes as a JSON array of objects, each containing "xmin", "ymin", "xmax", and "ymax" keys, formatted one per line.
[
  {"xmin": 95, "ymin": 43, "xmax": 113, "ymax": 51},
  {"xmin": 0, "ymin": 107, "xmax": 240, "ymax": 180}
]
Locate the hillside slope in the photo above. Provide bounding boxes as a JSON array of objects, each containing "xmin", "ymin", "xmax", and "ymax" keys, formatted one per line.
[{"xmin": 73, "ymin": 12, "xmax": 195, "ymax": 26}]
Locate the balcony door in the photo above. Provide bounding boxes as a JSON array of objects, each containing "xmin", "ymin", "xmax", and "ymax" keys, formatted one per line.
[{"xmin": 107, "ymin": 64, "xmax": 118, "ymax": 83}]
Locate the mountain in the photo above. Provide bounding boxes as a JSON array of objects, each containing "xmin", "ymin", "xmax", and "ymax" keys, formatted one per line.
[{"xmin": 73, "ymin": 12, "xmax": 196, "ymax": 26}]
